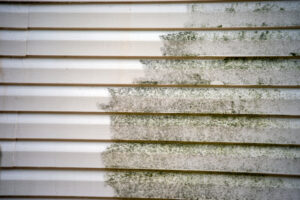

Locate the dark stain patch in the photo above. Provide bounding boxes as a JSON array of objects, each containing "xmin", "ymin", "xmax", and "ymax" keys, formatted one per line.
[
  {"xmin": 105, "ymin": 171, "xmax": 300, "ymax": 199},
  {"xmin": 110, "ymin": 115, "xmax": 300, "ymax": 144},
  {"xmin": 100, "ymin": 87, "xmax": 298, "ymax": 115},
  {"xmin": 102, "ymin": 142, "xmax": 300, "ymax": 174},
  {"xmin": 186, "ymin": 1, "xmax": 300, "ymax": 28},
  {"xmin": 253, "ymin": 3, "xmax": 275, "ymax": 13},
  {"xmin": 101, "ymin": 7, "xmax": 300, "ymax": 198},
  {"xmin": 225, "ymin": 7, "xmax": 236, "ymax": 13},
  {"xmin": 159, "ymin": 30, "xmax": 299, "ymax": 57}
]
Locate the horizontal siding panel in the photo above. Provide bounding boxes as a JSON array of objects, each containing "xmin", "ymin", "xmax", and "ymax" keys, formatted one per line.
[
  {"xmin": 0, "ymin": 58, "xmax": 145, "ymax": 85},
  {"xmin": 1, "ymin": 86, "xmax": 299, "ymax": 115},
  {"xmin": 0, "ymin": 169, "xmax": 115, "ymax": 197},
  {"xmin": 0, "ymin": 30, "xmax": 299, "ymax": 56},
  {"xmin": 0, "ymin": 113, "xmax": 112, "ymax": 141},
  {"xmin": 1, "ymin": 141, "xmax": 300, "ymax": 174},
  {"xmin": 1, "ymin": 1, "xmax": 299, "ymax": 29},
  {"xmin": 1, "ymin": 169, "xmax": 299, "ymax": 199},
  {"xmin": 0, "ymin": 113, "xmax": 300, "ymax": 145},
  {"xmin": 0, "ymin": 31, "xmax": 26, "ymax": 56},
  {"xmin": 0, "ymin": 4, "xmax": 28, "ymax": 28},
  {"xmin": 0, "ymin": 85, "xmax": 110, "ymax": 112},
  {"xmin": 1, "ymin": 58, "xmax": 300, "ymax": 86}
]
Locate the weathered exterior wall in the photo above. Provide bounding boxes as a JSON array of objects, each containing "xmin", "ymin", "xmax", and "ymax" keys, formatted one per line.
[{"xmin": 0, "ymin": 0, "xmax": 300, "ymax": 199}]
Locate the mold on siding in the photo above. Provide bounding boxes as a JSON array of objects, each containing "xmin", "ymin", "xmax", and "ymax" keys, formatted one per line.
[
  {"xmin": 160, "ymin": 30, "xmax": 300, "ymax": 56},
  {"xmin": 100, "ymin": 87, "xmax": 300, "ymax": 115},
  {"xmin": 105, "ymin": 171, "xmax": 300, "ymax": 199},
  {"xmin": 136, "ymin": 59, "xmax": 300, "ymax": 86},
  {"xmin": 186, "ymin": 1, "xmax": 300, "ymax": 28},
  {"xmin": 100, "ymin": 7, "xmax": 300, "ymax": 197},
  {"xmin": 110, "ymin": 115, "xmax": 300, "ymax": 144},
  {"xmin": 102, "ymin": 143, "xmax": 300, "ymax": 174}
]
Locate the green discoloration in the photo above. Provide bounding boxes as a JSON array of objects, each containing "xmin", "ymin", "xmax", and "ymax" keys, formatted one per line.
[
  {"xmin": 160, "ymin": 30, "xmax": 299, "ymax": 56},
  {"xmin": 102, "ymin": 142, "xmax": 300, "ymax": 175},
  {"xmin": 253, "ymin": 3, "xmax": 274, "ymax": 13},
  {"xmin": 110, "ymin": 115, "xmax": 300, "ymax": 144},
  {"xmin": 103, "ymin": 143, "xmax": 299, "ymax": 159},
  {"xmin": 100, "ymin": 87, "xmax": 299, "ymax": 115},
  {"xmin": 135, "ymin": 59, "xmax": 300, "ymax": 86},
  {"xmin": 101, "ymin": 3, "xmax": 300, "ymax": 197},
  {"xmin": 186, "ymin": 1, "xmax": 300, "ymax": 28},
  {"xmin": 225, "ymin": 7, "xmax": 236, "ymax": 13},
  {"xmin": 160, "ymin": 31, "xmax": 199, "ymax": 41},
  {"xmin": 105, "ymin": 171, "xmax": 300, "ymax": 199}
]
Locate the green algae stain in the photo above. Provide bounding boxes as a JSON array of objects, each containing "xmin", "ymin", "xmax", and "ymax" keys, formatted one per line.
[
  {"xmin": 225, "ymin": 7, "xmax": 236, "ymax": 13},
  {"xmin": 101, "ymin": 8, "xmax": 300, "ymax": 198},
  {"xmin": 159, "ymin": 30, "xmax": 299, "ymax": 56},
  {"xmin": 253, "ymin": 3, "xmax": 274, "ymax": 13},
  {"xmin": 134, "ymin": 59, "xmax": 300, "ymax": 86},
  {"xmin": 104, "ymin": 171, "xmax": 300, "ymax": 199}
]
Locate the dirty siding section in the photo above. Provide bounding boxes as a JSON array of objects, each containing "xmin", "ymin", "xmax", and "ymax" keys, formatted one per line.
[{"xmin": 0, "ymin": 0, "xmax": 300, "ymax": 199}]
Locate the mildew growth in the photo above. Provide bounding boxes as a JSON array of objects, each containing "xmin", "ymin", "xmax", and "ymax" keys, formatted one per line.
[
  {"xmin": 110, "ymin": 115, "xmax": 300, "ymax": 144},
  {"xmin": 106, "ymin": 171, "xmax": 300, "ymax": 199},
  {"xmin": 135, "ymin": 59, "xmax": 300, "ymax": 86},
  {"xmin": 102, "ymin": 143, "xmax": 300, "ymax": 174},
  {"xmin": 160, "ymin": 30, "xmax": 299, "ymax": 56},
  {"xmin": 100, "ymin": 87, "xmax": 300, "ymax": 115},
  {"xmin": 103, "ymin": 143, "xmax": 299, "ymax": 159},
  {"xmin": 101, "ymin": 2, "xmax": 300, "ymax": 197},
  {"xmin": 186, "ymin": 1, "xmax": 300, "ymax": 28}
]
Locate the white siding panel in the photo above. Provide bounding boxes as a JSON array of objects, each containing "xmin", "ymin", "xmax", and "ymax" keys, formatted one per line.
[
  {"xmin": 1, "ymin": 30, "xmax": 299, "ymax": 57},
  {"xmin": 0, "ymin": 58, "xmax": 145, "ymax": 85},
  {"xmin": 0, "ymin": 85, "xmax": 110, "ymax": 112},
  {"xmin": 1, "ymin": 169, "xmax": 299, "ymax": 199},
  {"xmin": 0, "ymin": 4, "xmax": 28, "ymax": 28},
  {"xmin": 1, "ymin": 58, "xmax": 300, "ymax": 86},
  {"xmin": 0, "ymin": 141, "xmax": 110, "ymax": 168},
  {"xmin": 0, "ymin": 113, "xmax": 112, "ymax": 140},
  {"xmin": 1, "ymin": 86, "xmax": 299, "ymax": 115},
  {"xmin": 27, "ymin": 1, "xmax": 300, "ymax": 28},
  {"xmin": 0, "ymin": 1, "xmax": 299, "ymax": 29},
  {"xmin": 0, "ymin": 31, "xmax": 26, "ymax": 56},
  {"xmin": 1, "ymin": 113, "xmax": 300, "ymax": 145},
  {"xmin": 0, "ymin": 141, "xmax": 299, "ymax": 174},
  {"xmin": 0, "ymin": 169, "xmax": 115, "ymax": 197}
]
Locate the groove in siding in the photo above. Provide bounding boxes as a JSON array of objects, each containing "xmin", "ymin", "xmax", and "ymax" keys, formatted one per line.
[
  {"xmin": 0, "ymin": 30, "xmax": 299, "ymax": 56},
  {"xmin": 1, "ymin": 1, "xmax": 299, "ymax": 29},
  {"xmin": 1, "ymin": 113, "xmax": 299, "ymax": 145},
  {"xmin": 1, "ymin": 58, "xmax": 300, "ymax": 86}
]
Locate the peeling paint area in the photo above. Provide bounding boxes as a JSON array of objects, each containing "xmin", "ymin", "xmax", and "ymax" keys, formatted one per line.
[
  {"xmin": 111, "ymin": 115, "xmax": 300, "ymax": 144},
  {"xmin": 100, "ymin": 87, "xmax": 300, "ymax": 115},
  {"xmin": 105, "ymin": 171, "xmax": 300, "ymax": 199},
  {"xmin": 136, "ymin": 59, "xmax": 300, "ymax": 86},
  {"xmin": 160, "ymin": 30, "xmax": 300, "ymax": 56},
  {"xmin": 186, "ymin": 1, "xmax": 300, "ymax": 28},
  {"xmin": 102, "ymin": 143, "xmax": 300, "ymax": 174}
]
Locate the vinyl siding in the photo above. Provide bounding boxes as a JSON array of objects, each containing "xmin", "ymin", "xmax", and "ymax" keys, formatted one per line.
[{"xmin": 0, "ymin": 0, "xmax": 300, "ymax": 199}]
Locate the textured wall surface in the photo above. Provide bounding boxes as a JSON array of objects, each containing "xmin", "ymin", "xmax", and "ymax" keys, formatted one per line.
[{"xmin": 0, "ymin": 0, "xmax": 300, "ymax": 199}]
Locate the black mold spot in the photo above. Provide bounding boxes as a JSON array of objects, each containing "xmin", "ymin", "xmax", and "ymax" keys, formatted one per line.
[{"xmin": 225, "ymin": 7, "xmax": 236, "ymax": 13}]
